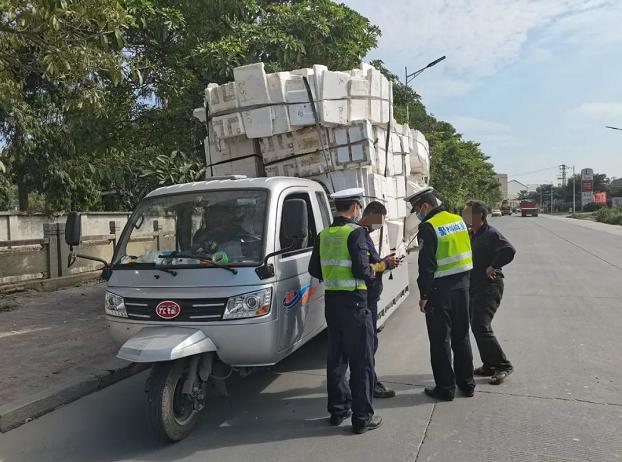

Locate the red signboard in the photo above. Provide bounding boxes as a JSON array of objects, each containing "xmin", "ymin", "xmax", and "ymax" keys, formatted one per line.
[
  {"xmin": 581, "ymin": 180, "xmax": 593, "ymax": 192},
  {"xmin": 594, "ymin": 192, "xmax": 607, "ymax": 204}
]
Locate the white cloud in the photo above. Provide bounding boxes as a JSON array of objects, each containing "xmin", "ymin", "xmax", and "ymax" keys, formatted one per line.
[
  {"xmin": 572, "ymin": 102, "xmax": 622, "ymax": 120},
  {"xmin": 445, "ymin": 116, "xmax": 520, "ymax": 152},
  {"xmin": 345, "ymin": 0, "xmax": 622, "ymax": 100}
]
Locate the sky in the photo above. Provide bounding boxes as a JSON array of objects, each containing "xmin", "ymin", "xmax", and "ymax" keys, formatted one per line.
[{"xmin": 342, "ymin": 0, "xmax": 622, "ymax": 185}]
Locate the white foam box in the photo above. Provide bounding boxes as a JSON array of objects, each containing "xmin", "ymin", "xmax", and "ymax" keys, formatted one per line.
[
  {"xmin": 193, "ymin": 107, "xmax": 206, "ymax": 123},
  {"xmin": 212, "ymin": 113, "xmax": 245, "ymax": 139},
  {"xmin": 320, "ymin": 100, "xmax": 349, "ymax": 126},
  {"xmin": 242, "ymin": 107, "xmax": 273, "ymax": 138},
  {"xmin": 321, "ymin": 71, "xmax": 350, "ymax": 100},
  {"xmin": 308, "ymin": 165, "xmax": 373, "ymax": 196},
  {"xmin": 393, "ymin": 153, "xmax": 405, "ymax": 176},
  {"xmin": 386, "ymin": 197, "xmax": 399, "ymax": 220},
  {"xmin": 288, "ymin": 103, "xmax": 316, "ymax": 126},
  {"xmin": 266, "ymin": 72, "xmax": 292, "ymax": 134},
  {"xmin": 205, "ymin": 135, "xmax": 256, "ymax": 166},
  {"xmin": 264, "ymin": 157, "xmax": 299, "ymax": 177},
  {"xmin": 397, "ymin": 199, "xmax": 408, "ymax": 219},
  {"xmin": 370, "ymin": 223, "xmax": 391, "ymax": 256},
  {"xmin": 286, "ymin": 73, "xmax": 317, "ymax": 103},
  {"xmin": 210, "ymin": 156, "xmax": 264, "ymax": 177},
  {"xmin": 297, "ymin": 151, "xmax": 334, "ymax": 177},
  {"xmin": 234, "ymin": 63, "xmax": 270, "ymax": 107},
  {"xmin": 403, "ymin": 153, "xmax": 411, "ymax": 176},
  {"xmin": 386, "ymin": 220, "xmax": 405, "ymax": 249},
  {"xmin": 313, "ymin": 64, "xmax": 328, "ymax": 97},
  {"xmin": 208, "ymin": 82, "xmax": 239, "ymax": 114},
  {"xmin": 395, "ymin": 175, "xmax": 407, "ymax": 198},
  {"xmin": 348, "ymin": 78, "xmax": 370, "ymax": 121}
]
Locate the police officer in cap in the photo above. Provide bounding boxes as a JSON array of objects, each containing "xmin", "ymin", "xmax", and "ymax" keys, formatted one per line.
[
  {"xmin": 309, "ymin": 188, "xmax": 382, "ymax": 434},
  {"xmin": 406, "ymin": 187, "xmax": 476, "ymax": 401}
]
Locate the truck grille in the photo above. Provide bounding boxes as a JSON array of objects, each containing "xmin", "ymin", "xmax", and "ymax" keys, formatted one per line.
[{"xmin": 124, "ymin": 297, "xmax": 228, "ymax": 322}]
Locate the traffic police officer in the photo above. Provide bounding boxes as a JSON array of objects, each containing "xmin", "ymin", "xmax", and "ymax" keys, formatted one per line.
[
  {"xmin": 406, "ymin": 187, "xmax": 476, "ymax": 401},
  {"xmin": 308, "ymin": 188, "xmax": 383, "ymax": 434}
]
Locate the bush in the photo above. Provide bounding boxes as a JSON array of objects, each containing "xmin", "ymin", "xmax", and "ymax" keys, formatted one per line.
[
  {"xmin": 595, "ymin": 207, "xmax": 622, "ymax": 225},
  {"xmin": 583, "ymin": 203, "xmax": 605, "ymax": 212}
]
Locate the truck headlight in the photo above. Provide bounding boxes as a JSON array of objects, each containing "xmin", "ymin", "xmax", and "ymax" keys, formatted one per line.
[
  {"xmin": 223, "ymin": 288, "xmax": 272, "ymax": 319},
  {"xmin": 105, "ymin": 291, "xmax": 127, "ymax": 318}
]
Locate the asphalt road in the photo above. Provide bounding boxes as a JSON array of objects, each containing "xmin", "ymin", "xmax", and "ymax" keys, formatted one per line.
[{"xmin": 1, "ymin": 215, "xmax": 621, "ymax": 462}]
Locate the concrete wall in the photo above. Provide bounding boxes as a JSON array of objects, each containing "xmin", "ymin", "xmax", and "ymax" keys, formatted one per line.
[{"xmin": 0, "ymin": 212, "xmax": 132, "ymax": 241}]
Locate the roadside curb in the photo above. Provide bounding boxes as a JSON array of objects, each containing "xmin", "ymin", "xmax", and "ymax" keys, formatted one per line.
[
  {"xmin": 0, "ymin": 362, "xmax": 149, "ymax": 433},
  {"xmin": 0, "ymin": 271, "xmax": 102, "ymax": 295}
]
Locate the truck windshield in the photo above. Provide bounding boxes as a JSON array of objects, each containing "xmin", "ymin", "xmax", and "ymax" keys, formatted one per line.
[{"xmin": 113, "ymin": 189, "xmax": 268, "ymax": 267}]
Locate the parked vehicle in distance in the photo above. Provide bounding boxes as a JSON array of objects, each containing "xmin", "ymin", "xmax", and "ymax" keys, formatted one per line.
[
  {"xmin": 520, "ymin": 200, "xmax": 539, "ymax": 217},
  {"xmin": 492, "ymin": 209, "xmax": 502, "ymax": 217},
  {"xmin": 500, "ymin": 200, "xmax": 512, "ymax": 216}
]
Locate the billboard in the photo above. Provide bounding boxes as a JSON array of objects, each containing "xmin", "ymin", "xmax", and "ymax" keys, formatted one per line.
[
  {"xmin": 581, "ymin": 168, "xmax": 594, "ymax": 207},
  {"xmin": 594, "ymin": 192, "xmax": 607, "ymax": 204}
]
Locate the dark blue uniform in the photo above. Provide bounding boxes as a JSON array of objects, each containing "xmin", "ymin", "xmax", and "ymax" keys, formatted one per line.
[
  {"xmin": 309, "ymin": 216, "xmax": 376, "ymax": 426},
  {"xmin": 363, "ymin": 228, "xmax": 383, "ymax": 373}
]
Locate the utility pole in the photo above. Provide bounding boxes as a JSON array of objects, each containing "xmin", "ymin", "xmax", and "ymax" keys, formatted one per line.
[
  {"xmin": 558, "ymin": 164, "xmax": 568, "ymax": 187},
  {"xmin": 550, "ymin": 183, "xmax": 554, "ymax": 214},
  {"xmin": 404, "ymin": 56, "xmax": 446, "ymax": 122}
]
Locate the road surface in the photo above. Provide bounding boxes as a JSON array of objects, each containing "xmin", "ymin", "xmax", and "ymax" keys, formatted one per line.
[{"xmin": 1, "ymin": 215, "xmax": 621, "ymax": 462}]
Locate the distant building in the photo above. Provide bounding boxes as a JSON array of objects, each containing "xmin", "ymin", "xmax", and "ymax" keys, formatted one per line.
[
  {"xmin": 612, "ymin": 197, "xmax": 622, "ymax": 208},
  {"xmin": 494, "ymin": 173, "xmax": 508, "ymax": 203},
  {"xmin": 507, "ymin": 180, "xmax": 529, "ymax": 208}
]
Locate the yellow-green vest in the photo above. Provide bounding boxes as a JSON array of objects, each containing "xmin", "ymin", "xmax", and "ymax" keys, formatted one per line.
[
  {"xmin": 319, "ymin": 223, "xmax": 367, "ymax": 291},
  {"xmin": 427, "ymin": 211, "xmax": 473, "ymax": 278}
]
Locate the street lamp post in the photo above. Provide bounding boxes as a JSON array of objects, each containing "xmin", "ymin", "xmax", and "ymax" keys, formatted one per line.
[
  {"xmin": 404, "ymin": 56, "xmax": 446, "ymax": 121},
  {"xmin": 572, "ymin": 165, "xmax": 577, "ymax": 216}
]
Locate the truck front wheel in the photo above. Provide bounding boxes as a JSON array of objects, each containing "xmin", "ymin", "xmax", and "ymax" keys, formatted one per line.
[{"xmin": 147, "ymin": 359, "xmax": 202, "ymax": 442}]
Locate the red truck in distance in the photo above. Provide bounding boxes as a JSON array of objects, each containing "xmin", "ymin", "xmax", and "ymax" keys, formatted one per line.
[{"xmin": 520, "ymin": 200, "xmax": 539, "ymax": 217}]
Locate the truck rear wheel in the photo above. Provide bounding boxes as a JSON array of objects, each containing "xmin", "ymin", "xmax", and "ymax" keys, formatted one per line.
[{"xmin": 147, "ymin": 360, "xmax": 201, "ymax": 442}]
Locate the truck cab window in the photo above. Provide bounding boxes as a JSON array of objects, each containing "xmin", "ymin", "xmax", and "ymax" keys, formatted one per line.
[
  {"xmin": 315, "ymin": 191, "xmax": 332, "ymax": 228},
  {"xmin": 280, "ymin": 193, "xmax": 317, "ymax": 253}
]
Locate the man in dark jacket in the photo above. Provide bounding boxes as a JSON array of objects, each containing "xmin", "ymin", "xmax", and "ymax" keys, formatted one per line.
[
  {"xmin": 462, "ymin": 200, "xmax": 516, "ymax": 385},
  {"xmin": 358, "ymin": 201, "xmax": 400, "ymax": 399}
]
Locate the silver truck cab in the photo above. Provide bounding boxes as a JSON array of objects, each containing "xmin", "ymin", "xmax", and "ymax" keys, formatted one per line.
[{"xmin": 105, "ymin": 176, "xmax": 331, "ymax": 366}]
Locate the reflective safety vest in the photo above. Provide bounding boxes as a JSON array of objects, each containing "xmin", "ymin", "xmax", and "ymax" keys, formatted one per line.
[
  {"xmin": 427, "ymin": 211, "xmax": 473, "ymax": 278},
  {"xmin": 319, "ymin": 223, "xmax": 367, "ymax": 291}
]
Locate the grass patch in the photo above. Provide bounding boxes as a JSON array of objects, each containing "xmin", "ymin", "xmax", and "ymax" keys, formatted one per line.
[{"xmin": 595, "ymin": 207, "xmax": 622, "ymax": 226}]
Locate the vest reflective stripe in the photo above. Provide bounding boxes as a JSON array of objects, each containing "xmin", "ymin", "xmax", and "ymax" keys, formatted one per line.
[
  {"xmin": 320, "ymin": 259, "xmax": 353, "ymax": 267},
  {"xmin": 437, "ymin": 251, "xmax": 473, "ymax": 266},
  {"xmin": 319, "ymin": 223, "xmax": 367, "ymax": 292},
  {"xmin": 427, "ymin": 211, "xmax": 473, "ymax": 278}
]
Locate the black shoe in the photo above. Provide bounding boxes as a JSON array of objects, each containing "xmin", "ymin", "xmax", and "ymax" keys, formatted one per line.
[
  {"xmin": 374, "ymin": 381, "xmax": 396, "ymax": 399},
  {"xmin": 424, "ymin": 387, "xmax": 454, "ymax": 401},
  {"xmin": 490, "ymin": 368, "xmax": 513, "ymax": 385},
  {"xmin": 458, "ymin": 387, "xmax": 475, "ymax": 397},
  {"xmin": 329, "ymin": 413, "xmax": 351, "ymax": 426},
  {"xmin": 353, "ymin": 416, "xmax": 383, "ymax": 434},
  {"xmin": 474, "ymin": 366, "xmax": 495, "ymax": 376}
]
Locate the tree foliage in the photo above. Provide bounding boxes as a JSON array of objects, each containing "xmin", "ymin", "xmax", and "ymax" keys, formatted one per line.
[{"xmin": 1, "ymin": 0, "xmax": 380, "ymax": 212}]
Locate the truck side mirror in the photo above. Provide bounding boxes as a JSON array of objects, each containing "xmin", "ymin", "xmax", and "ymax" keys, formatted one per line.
[
  {"xmin": 282, "ymin": 199, "xmax": 308, "ymax": 240},
  {"xmin": 65, "ymin": 212, "xmax": 81, "ymax": 248}
]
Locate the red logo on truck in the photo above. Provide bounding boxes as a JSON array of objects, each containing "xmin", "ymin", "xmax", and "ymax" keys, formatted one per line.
[{"xmin": 155, "ymin": 300, "xmax": 181, "ymax": 319}]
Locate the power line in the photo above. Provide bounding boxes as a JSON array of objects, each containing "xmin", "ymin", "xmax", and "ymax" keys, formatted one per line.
[{"xmin": 508, "ymin": 165, "xmax": 558, "ymax": 181}]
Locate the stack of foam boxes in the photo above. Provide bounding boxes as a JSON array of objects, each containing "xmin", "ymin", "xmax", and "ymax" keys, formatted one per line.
[{"xmin": 193, "ymin": 62, "xmax": 431, "ymax": 252}]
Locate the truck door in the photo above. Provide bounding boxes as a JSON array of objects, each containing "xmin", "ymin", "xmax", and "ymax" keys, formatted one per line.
[{"xmin": 275, "ymin": 189, "xmax": 323, "ymax": 353}]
